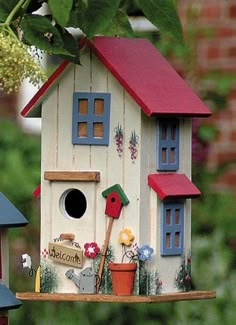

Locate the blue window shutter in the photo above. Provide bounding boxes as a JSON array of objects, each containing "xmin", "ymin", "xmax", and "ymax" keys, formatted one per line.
[
  {"xmin": 72, "ymin": 92, "xmax": 111, "ymax": 145},
  {"xmin": 161, "ymin": 202, "xmax": 184, "ymax": 256},
  {"xmin": 157, "ymin": 119, "xmax": 179, "ymax": 171},
  {"xmin": 0, "ymin": 233, "xmax": 1, "ymax": 279}
]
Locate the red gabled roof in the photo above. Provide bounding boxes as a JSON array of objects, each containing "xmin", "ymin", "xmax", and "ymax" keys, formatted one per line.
[
  {"xmin": 32, "ymin": 184, "xmax": 41, "ymax": 198},
  {"xmin": 148, "ymin": 173, "xmax": 201, "ymax": 200},
  {"xmin": 21, "ymin": 60, "xmax": 71, "ymax": 117},
  {"xmin": 21, "ymin": 36, "xmax": 211, "ymax": 118}
]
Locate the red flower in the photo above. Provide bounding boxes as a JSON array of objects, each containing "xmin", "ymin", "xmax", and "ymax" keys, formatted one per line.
[{"xmin": 84, "ymin": 242, "xmax": 100, "ymax": 258}]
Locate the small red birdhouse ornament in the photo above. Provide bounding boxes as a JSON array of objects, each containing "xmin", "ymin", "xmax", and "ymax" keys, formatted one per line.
[
  {"xmin": 105, "ymin": 191, "xmax": 122, "ymax": 218},
  {"xmin": 102, "ymin": 184, "xmax": 129, "ymax": 218}
]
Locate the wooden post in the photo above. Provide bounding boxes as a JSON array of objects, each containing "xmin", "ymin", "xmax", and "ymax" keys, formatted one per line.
[{"xmin": 96, "ymin": 217, "xmax": 114, "ymax": 292}]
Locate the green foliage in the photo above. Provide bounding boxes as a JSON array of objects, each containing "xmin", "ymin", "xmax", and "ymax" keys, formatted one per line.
[
  {"xmin": 139, "ymin": 261, "xmax": 162, "ymax": 295},
  {"xmin": 175, "ymin": 255, "xmax": 191, "ymax": 292},
  {"xmin": 20, "ymin": 14, "xmax": 75, "ymax": 56},
  {"xmin": 98, "ymin": 9, "xmax": 134, "ymax": 38},
  {"xmin": 48, "ymin": 0, "xmax": 73, "ymax": 27},
  {"xmin": 137, "ymin": 0, "xmax": 184, "ymax": 44},
  {"xmin": 82, "ymin": 0, "xmax": 121, "ymax": 39},
  {"xmin": 0, "ymin": 0, "xmax": 184, "ymax": 64},
  {"xmin": 202, "ymin": 71, "xmax": 236, "ymax": 96},
  {"xmin": 56, "ymin": 27, "xmax": 81, "ymax": 64},
  {"xmin": 66, "ymin": 0, "xmax": 87, "ymax": 28},
  {"xmin": 192, "ymin": 189, "xmax": 236, "ymax": 239},
  {"xmin": 0, "ymin": 0, "xmax": 185, "ymax": 92},
  {"xmin": 0, "ymin": 0, "xmax": 19, "ymax": 22},
  {"xmin": 40, "ymin": 261, "xmax": 59, "ymax": 293},
  {"xmin": 197, "ymin": 124, "xmax": 218, "ymax": 142},
  {"xmin": 94, "ymin": 245, "xmax": 114, "ymax": 293},
  {"xmin": 0, "ymin": 119, "xmax": 40, "ymax": 218}
]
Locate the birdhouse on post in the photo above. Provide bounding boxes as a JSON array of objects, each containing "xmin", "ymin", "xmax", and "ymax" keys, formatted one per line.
[
  {"xmin": 96, "ymin": 184, "xmax": 129, "ymax": 292},
  {"xmin": 102, "ymin": 184, "xmax": 129, "ymax": 218},
  {"xmin": 0, "ymin": 192, "xmax": 28, "ymax": 321}
]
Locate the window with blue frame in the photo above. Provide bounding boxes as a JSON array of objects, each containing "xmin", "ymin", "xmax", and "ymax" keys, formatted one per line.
[
  {"xmin": 157, "ymin": 119, "xmax": 179, "ymax": 170},
  {"xmin": 161, "ymin": 201, "xmax": 184, "ymax": 256},
  {"xmin": 72, "ymin": 92, "xmax": 111, "ymax": 145}
]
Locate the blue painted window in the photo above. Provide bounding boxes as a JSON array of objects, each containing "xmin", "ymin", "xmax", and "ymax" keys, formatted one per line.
[
  {"xmin": 157, "ymin": 119, "xmax": 179, "ymax": 170},
  {"xmin": 161, "ymin": 202, "xmax": 184, "ymax": 256},
  {"xmin": 72, "ymin": 92, "xmax": 111, "ymax": 145}
]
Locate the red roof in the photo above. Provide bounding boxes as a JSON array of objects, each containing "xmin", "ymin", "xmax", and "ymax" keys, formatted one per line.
[
  {"xmin": 21, "ymin": 36, "xmax": 211, "ymax": 118},
  {"xmin": 148, "ymin": 173, "xmax": 201, "ymax": 200},
  {"xmin": 32, "ymin": 184, "xmax": 41, "ymax": 198}
]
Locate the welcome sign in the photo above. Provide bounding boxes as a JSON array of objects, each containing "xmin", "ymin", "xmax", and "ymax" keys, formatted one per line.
[{"xmin": 48, "ymin": 242, "xmax": 83, "ymax": 268}]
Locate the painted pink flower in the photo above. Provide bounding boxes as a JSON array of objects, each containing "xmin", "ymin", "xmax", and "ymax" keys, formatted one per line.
[
  {"xmin": 84, "ymin": 242, "xmax": 100, "ymax": 258},
  {"xmin": 41, "ymin": 248, "xmax": 48, "ymax": 258}
]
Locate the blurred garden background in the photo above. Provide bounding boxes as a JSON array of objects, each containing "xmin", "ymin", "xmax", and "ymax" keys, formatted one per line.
[{"xmin": 1, "ymin": 0, "xmax": 236, "ymax": 323}]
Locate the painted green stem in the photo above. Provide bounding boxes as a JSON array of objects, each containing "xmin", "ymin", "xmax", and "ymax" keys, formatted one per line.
[{"xmin": 5, "ymin": 0, "xmax": 30, "ymax": 25}]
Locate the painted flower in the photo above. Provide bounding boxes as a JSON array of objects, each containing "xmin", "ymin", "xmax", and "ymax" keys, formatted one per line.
[
  {"xmin": 138, "ymin": 245, "xmax": 154, "ymax": 261},
  {"xmin": 41, "ymin": 248, "xmax": 48, "ymax": 258},
  {"xmin": 118, "ymin": 228, "xmax": 135, "ymax": 246},
  {"xmin": 84, "ymin": 242, "xmax": 100, "ymax": 258}
]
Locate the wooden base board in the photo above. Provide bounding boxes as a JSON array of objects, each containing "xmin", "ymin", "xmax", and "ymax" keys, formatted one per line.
[{"xmin": 16, "ymin": 291, "xmax": 216, "ymax": 303}]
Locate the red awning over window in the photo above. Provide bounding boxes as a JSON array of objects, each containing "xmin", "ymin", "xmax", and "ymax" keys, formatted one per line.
[{"xmin": 148, "ymin": 173, "xmax": 201, "ymax": 200}]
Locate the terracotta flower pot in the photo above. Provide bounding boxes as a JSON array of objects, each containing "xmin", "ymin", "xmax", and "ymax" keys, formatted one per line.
[{"xmin": 108, "ymin": 262, "xmax": 137, "ymax": 295}]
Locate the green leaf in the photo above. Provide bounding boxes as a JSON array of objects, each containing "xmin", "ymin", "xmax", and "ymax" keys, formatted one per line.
[
  {"xmin": 83, "ymin": 0, "xmax": 120, "ymax": 38},
  {"xmin": 66, "ymin": 0, "xmax": 86, "ymax": 28},
  {"xmin": 0, "ymin": 0, "xmax": 19, "ymax": 22},
  {"xmin": 56, "ymin": 27, "xmax": 80, "ymax": 64},
  {"xmin": 20, "ymin": 14, "xmax": 73, "ymax": 55},
  {"xmin": 101, "ymin": 9, "xmax": 134, "ymax": 38},
  {"xmin": 137, "ymin": 0, "xmax": 184, "ymax": 44},
  {"xmin": 198, "ymin": 125, "xmax": 218, "ymax": 142},
  {"xmin": 48, "ymin": 0, "xmax": 73, "ymax": 26}
]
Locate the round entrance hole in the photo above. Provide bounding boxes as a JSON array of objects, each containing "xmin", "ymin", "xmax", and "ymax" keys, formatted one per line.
[{"xmin": 60, "ymin": 188, "xmax": 87, "ymax": 219}]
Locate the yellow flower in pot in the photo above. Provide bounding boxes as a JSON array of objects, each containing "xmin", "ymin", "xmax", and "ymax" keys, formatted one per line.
[
  {"xmin": 118, "ymin": 227, "xmax": 135, "ymax": 246},
  {"xmin": 109, "ymin": 228, "xmax": 154, "ymax": 296},
  {"xmin": 109, "ymin": 228, "xmax": 136, "ymax": 295}
]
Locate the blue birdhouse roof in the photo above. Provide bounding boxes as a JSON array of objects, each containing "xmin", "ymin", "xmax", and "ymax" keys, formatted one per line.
[
  {"xmin": 0, "ymin": 284, "xmax": 22, "ymax": 310},
  {"xmin": 0, "ymin": 193, "xmax": 28, "ymax": 228}
]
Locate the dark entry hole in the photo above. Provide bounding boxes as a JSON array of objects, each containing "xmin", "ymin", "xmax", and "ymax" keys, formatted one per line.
[{"xmin": 64, "ymin": 189, "xmax": 87, "ymax": 219}]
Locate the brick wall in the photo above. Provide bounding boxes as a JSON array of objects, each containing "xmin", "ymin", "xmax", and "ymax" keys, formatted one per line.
[{"xmin": 179, "ymin": 0, "xmax": 236, "ymax": 191}]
